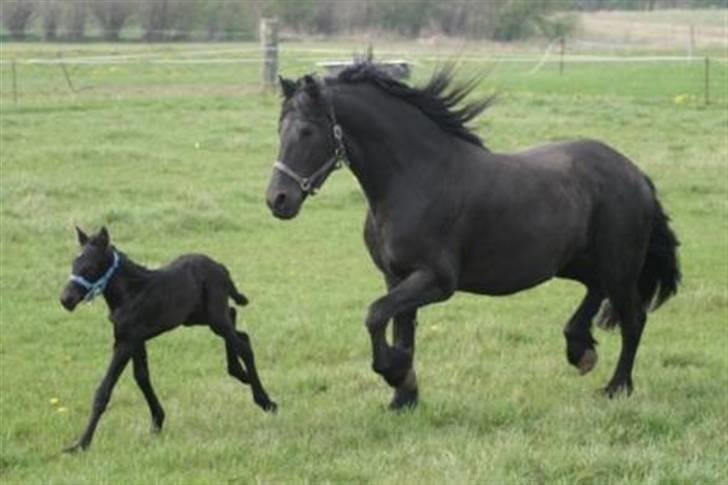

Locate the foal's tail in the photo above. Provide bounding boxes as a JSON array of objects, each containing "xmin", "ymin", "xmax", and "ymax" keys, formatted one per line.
[
  {"xmin": 227, "ymin": 278, "xmax": 249, "ymax": 306},
  {"xmin": 598, "ymin": 178, "xmax": 681, "ymax": 328}
]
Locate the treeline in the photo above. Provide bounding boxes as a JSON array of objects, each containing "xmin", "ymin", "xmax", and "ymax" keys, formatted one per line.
[{"xmin": 1, "ymin": 0, "xmax": 723, "ymax": 42}]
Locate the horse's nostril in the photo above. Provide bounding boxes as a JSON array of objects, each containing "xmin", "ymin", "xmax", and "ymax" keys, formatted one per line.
[{"xmin": 273, "ymin": 193, "xmax": 287, "ymax": 210}]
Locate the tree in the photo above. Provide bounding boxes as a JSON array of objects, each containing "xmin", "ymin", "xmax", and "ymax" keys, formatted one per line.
[
  {"xmin": 90, "ymin": 0, "xmax": 134, "ymax": 41},
  {"xmin": 40, "ymin": 0, "xmax": 62, "ymax": 40},
  {"xmin": 64, "ymin": 1, "xmax": 88, "ymax": 40},
  {"xmin": 1, "ymin": 0, "xmax": 36, "ymax": 39}
]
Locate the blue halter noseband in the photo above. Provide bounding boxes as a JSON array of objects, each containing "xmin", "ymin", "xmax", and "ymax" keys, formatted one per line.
[{"xmin": 69, "ymin": 251, "xmax": 120, "ymax": 302}]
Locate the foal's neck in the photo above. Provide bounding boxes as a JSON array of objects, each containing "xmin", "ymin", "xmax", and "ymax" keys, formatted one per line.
[{"xmin": 102, "ymin": 250, "xmax": 154, "ymax": 311}]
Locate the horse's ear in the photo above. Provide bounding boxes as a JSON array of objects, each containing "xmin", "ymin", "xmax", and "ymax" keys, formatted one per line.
[
  {"xmin": 279, "ymin": 76, "xmax": 296, "ymax": 99},
  {"xmin": 302, "ymin": 74, "xmax": 320, "ymax": 98},
  {"xmin": 76, "ymin": 226, "xmax": 89, "ymax": 246},
  {"xmin": 97, "ymin": 226, "xmax": 110, "ymax": 248}
]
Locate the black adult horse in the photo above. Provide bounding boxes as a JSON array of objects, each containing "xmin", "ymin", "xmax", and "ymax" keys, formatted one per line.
[{"xmin": 265, "ymin": 61, "xmax": 680, "ymax": 409}]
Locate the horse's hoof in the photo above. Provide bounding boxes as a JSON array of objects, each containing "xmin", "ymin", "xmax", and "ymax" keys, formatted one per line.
[
  {"xmin": 374, "ymin": 347, "xmax": 413, "ymax": 387},
  {"xmin": 578, "ymin": 348, "xmax": 598, "ymax": 375},
  {"xmin": 388, "ymin": 387, "xmax": 418, "ymax": 411},
  {"xmin": 388, "ymin": 368, "xmax": 418, "ymax": 411}
]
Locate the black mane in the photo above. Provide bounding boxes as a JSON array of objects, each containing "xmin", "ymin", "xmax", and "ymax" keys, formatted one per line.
[{"xmin": 333, "ymin": 61, "xmax": 493, "ymax": 149}]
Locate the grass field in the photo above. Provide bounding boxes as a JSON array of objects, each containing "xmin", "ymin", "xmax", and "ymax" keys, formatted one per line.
[{"xmin": 1, "ymin": 41, "xmax": 727, "ymax": 484}]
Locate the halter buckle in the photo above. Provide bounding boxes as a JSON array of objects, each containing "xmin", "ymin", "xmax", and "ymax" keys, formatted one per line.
[{"xmin": 333, "ymin": 124, "xmax": 343, "ymax": 140}]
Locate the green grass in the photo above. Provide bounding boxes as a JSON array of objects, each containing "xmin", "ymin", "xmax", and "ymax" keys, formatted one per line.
[{"xmin": 1, "ymin": 42, "xmax": 727, "ymax": 484}]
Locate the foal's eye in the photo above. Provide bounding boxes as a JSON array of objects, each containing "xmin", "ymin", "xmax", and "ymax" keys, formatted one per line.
[{"xmin": 300, "ymin": 127, "xmax": 313, "ymax": 138}]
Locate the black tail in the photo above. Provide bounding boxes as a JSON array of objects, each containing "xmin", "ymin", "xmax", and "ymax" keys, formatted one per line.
[
  {"xmin": 228, "ymin": 279, "xmax": 249, "ymax": 306},
  {"xmin": 598, "ymin": 181, "xmax": 680, "ymax": 328},
  {"xmin": 638, "ymin": 195, "xmax": 681, "ymax": 311}
]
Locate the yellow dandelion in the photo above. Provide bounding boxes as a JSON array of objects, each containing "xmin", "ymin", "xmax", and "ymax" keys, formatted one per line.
[
  {"xmin": 673, "ymin": 94, "xmax": 688, "ymax": 105},
  {"xmin": 49, "ymin": 397, "xmax": 60, "ymax": 406},
  {"xmin": 57, "ymin": 407, "xmax": 68, "ymax": 413}
]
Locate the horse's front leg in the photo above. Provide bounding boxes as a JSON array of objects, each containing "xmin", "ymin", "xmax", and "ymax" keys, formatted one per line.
[
  {"xmin": 366, "ymin": 269, "xmax": 453, "ymax": 408},
  {"xmin": 389, "ymin": 310, "xmax": 418, "ymax": 409}
]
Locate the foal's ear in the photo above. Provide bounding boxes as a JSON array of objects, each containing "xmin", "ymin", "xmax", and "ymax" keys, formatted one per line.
[
  {"xmin": 279, "ymin": 76, "xmax": 296, "ymax": 99},
  {"xmin": 76, "ymin": 226, "xmax": 89, "ymax": 246},
  {"xmin": 96, "ymin": 226, "xmax": 110, "ymax": 248},
  {"xmin": 302, "ymin": 75, "xmax": 320, "ymax": 98}
]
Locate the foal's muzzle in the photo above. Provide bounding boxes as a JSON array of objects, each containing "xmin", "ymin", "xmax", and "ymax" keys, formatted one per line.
[{"xmin": 60, "ymin": 284, "xmax": 82, "ymax": 311}]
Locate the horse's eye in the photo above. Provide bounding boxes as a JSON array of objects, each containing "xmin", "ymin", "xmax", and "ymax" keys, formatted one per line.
[{"xmin": 300, "ymin": 127, "xmax": 313, "ymax": 138}]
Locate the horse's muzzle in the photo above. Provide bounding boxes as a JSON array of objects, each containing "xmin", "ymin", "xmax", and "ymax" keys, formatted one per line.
[{"xmin": 266, "ymin": 174, "xmax": 304, "ymax": 220}]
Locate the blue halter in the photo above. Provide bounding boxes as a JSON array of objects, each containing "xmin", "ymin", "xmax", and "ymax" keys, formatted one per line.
[{"xmin": 69, "ymin": 251, "xmax": 120, "ymax": 302}]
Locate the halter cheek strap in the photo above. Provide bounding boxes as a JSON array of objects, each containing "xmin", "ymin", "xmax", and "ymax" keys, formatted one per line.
[
  {"xmin": 69, "ymin": 251, "xmax": 120, "ymax": 302},
  {"xmin": 273, "ymin": 81, "xmax": 349, "ymax": 196}
]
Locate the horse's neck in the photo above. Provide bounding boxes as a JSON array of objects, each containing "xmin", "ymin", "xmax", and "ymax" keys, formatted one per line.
[
  {"xmin": 103, "ymin": 253, "xmax": 154, "ymax": 311},
  {"xmin": 337, "ymin": 86, "xmax": 454, "ymax": 211}
]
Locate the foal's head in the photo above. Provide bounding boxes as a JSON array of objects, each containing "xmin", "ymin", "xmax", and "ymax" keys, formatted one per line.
[
  {"xmin": 266, "ymin": 75, "xmax": 344, "ymax": 220},
  {"xmin": 60, "ymin": 226, "xmax": 117, "ymax": 311}
]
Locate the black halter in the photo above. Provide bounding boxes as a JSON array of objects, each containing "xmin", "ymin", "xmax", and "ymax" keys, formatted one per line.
[{"xmin": 273, "ymin": 80, "xmax": 349, "ymax": 195}]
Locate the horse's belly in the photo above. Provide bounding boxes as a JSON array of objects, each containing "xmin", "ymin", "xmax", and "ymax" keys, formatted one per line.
[
  {"xmin": 457, "ymin": 263, "xmax": 554, "ymax": 295},
  {"xmin": 456, "ymin": 233, "xmax": 581, "ymax": 295}
]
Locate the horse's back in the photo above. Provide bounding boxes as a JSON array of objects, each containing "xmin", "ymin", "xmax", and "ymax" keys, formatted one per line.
[
  {"xmin": 455, "ymin": 139, "xmax": 654, "ymax": 294},
  {"xmin": 514, "ymin": 139, "xmax": 651, "ymax": 195}
]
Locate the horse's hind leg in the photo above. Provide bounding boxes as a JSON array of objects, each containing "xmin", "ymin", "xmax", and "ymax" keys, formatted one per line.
[
  {"xmin": 603, "ymin": 285, "xmax": 646, "ymax": 397},
  {"xmin": 563, "ymin": 288, "xmax": 603, "ymax": 375},
  {"xmin": 389, "ymin": 310, "xmax": 418, "ymax": 409}
]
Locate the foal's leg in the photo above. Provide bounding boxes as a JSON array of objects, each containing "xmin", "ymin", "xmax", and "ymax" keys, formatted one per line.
[
  {"xmin": 65, "ymin": 341, "xmax": 134, "ymax": 452},
  {"xmin": 367, "ymin": 269, "xmax": 453, "ymax": 405},
  {"xmin": 603, "ymin": 286, "xmax": 646, "ymax": 397},
  {"xmin": 132, "ymin": 343, "xmax": 165, "ymax": 432},
  {"xmin": 563, "ymin": 288, "xmax": 603, "ymax": 375},
  {"xmin": 389, "ymin": 310, "xmax": 419, "ymax": 409},
  {"xmin": 209, "ymin": 305, "xmax": 276, "ymax": 412},
  {"xmin": 223, "ymin": 308, "xmax": 249, "ymax": 385},
  {"xmin": 217, "ymin": 325, "xmax": 276, "ymax": 412}
]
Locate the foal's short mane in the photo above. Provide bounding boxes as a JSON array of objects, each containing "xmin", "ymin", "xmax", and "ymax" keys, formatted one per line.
[{"xmin": 333, "ymin": 61, "xmax": 493, "ymax": 149}]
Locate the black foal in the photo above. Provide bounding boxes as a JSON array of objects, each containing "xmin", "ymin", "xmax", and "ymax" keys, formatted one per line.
[{"xmin": 59, "ymin": 226, "xmax": 276, "ymax": 452}]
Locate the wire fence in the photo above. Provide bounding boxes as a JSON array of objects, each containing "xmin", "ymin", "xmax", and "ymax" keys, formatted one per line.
[{"xmin": 1, "ymin": 43, "xmax": 725, "ymax": 105}]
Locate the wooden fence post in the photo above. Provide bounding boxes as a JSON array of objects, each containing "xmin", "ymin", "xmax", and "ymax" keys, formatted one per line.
[
  {"xmin": 704, "ymin": 57, "xmax": 710, "ymax": 106},
  {"xmin": 11, "ymin": 60, "xmax": 18, "ymax": 105},
  {"xmin": 260, "ymin": 18, "xmax": 278, "ymax": 89},
  {"xmin": 559, "ymin": 37, "xmax": 565, "ymax": 76}
]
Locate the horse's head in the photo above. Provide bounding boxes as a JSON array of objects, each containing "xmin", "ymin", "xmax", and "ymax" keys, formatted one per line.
[
  {"xmin": 60, "ymin": 226, "xmax": 118, "ymax": 311},
  {"xmin": 266, "ymin": 74, "xmax": 346, "ymax": 220}
]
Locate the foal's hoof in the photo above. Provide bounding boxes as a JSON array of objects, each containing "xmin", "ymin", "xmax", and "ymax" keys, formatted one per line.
[
  {"xmin": 261, "ymin": 400, "xmax": 278, "ymax": 414},
  {"xmin": 601, "ymin": 380, "xmax": 633, "ymax": 398},
  {"xmin": 63, "ymin": 441, "xmax": 86, "ymax": 454},
  {"xmin": 578, "ymin": 349, "xmax": 598, "ymax": 375}
]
